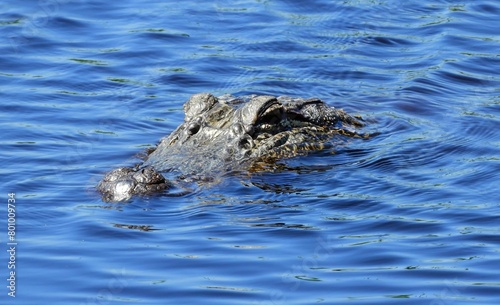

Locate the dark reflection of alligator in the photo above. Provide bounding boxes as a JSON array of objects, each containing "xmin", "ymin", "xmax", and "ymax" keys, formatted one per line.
[{"xmin": 98, "ymin": 93, "xmax": 366, "ymax": 202}]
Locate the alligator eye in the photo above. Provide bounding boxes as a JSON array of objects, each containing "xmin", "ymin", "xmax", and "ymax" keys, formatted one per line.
[{"xmin": 187, "ymin": 122, "xmax": 201, "ymax": 135}]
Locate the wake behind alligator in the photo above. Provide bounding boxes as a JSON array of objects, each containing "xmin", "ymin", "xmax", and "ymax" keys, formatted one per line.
[{"xmin": 98, "ymin": 93, "xmax": 368, "ymax": 201}]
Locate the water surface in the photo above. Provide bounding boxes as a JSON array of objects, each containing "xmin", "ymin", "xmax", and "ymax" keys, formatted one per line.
[{"xmin": 1, "ymin": 0, "xmax": 499, "ymax": 304}]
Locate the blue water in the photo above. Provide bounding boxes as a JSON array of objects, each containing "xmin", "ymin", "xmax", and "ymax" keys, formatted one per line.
[{"xmin": 1, "ymin": 0, "xmax": 499, "ymax": 304}]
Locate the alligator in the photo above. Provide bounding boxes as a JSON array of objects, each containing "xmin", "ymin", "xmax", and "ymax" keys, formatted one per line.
[{"xmin": 97, "ymin": 93, "xmax": 366, "ymax": 201}]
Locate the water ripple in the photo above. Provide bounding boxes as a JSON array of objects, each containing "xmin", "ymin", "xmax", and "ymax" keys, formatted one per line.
[{"xmin": 2, "ymin": 1, "xmax": 500, "ymax": 304}]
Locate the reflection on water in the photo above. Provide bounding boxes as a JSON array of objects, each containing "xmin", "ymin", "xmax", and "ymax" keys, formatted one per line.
[
  {"xmin": 1, "ymin": 0, "xmax": 499, "ymax": 304},
  {"xmin": 112, "ymin": 223, "xmax": 159, "ymax": 232}
]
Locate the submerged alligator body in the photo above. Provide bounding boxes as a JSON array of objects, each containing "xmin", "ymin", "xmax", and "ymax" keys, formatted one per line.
[{"xmin": 98, "ymin": 93, "xmax": 365, "ymax": 201}]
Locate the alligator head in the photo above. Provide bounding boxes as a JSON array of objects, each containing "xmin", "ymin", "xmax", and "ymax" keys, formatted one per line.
[{"xmin": 97, "ymin": 93, "xmax": 365, "ymax": 202}]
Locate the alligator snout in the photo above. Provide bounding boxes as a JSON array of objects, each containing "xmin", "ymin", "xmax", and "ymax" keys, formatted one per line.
[{"xmin": 97, "ymin": 166, "xmax": 171, "ymax": 202}]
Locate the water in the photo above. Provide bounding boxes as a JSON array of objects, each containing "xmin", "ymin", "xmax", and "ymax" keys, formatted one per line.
[{"xmin": 1, "ymin": 0, "xmax": 499, "ymax": 304}]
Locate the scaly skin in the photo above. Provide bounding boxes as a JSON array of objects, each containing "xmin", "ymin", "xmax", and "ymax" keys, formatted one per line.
[{"xmin": 97, "ymin": 93, "xmax": 365, "ymax": 201}]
